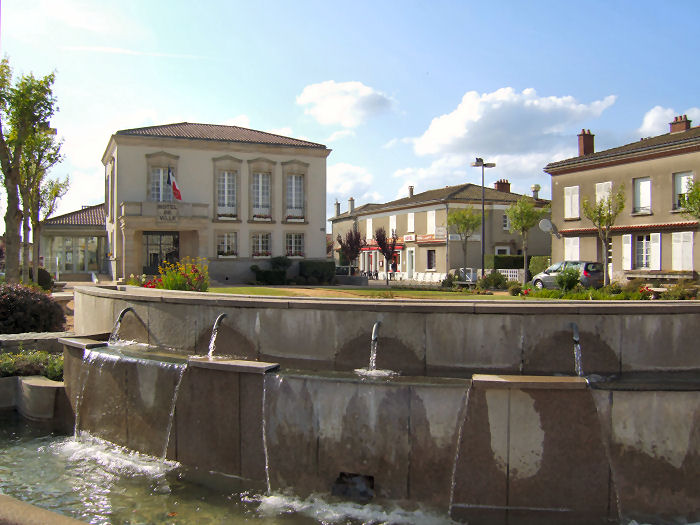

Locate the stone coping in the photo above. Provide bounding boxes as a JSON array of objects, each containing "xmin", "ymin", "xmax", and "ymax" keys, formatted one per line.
[
  {"xmin": 58, "ymin": 336, "xmax": 110, "ymax": 350},
  {"xmin": 0, "ymin": 494, "xmax": 84, "ymax": 525},
  {"xmin": 472, "ymin": 374, "xmax": 589, "ymax": 389},
  {"xmin": 188, "ymin": 356, "xmax": 279, "ymax": 374},
  {"xmin": 75, "ymin": 285, "xmax": 700, "ymax": 315}
]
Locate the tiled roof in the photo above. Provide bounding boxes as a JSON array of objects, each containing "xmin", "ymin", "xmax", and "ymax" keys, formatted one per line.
[
  {"xmin": 43, "ymin": 203, "xmax": 105, "ymax": 227},
  {"xmin": 331, "ymin": 183, "xmax": 547, "ymax": 220},
  {"xmin": 559, "ymin": 221, "xmax": 698, "ymax": 235},
  {"xmin": 545, "ymin": 126, "xmax": 700, "ymax": 173},
  {"xmin": 116, "ymin": 122, "xmax": 327, "ymax": 149}
]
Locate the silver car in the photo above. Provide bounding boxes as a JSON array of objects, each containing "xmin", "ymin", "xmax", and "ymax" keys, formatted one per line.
[{"xmin": 532, "ymin": 261, "xmax": 604, "ymax": 289}]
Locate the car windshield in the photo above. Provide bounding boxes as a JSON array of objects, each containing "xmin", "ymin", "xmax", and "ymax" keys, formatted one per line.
[
  {"xmin": 585, "ymin": 263, "xmax": 603, "ymax": 272},
  {"xmin": 546, "ymin": 262, "xmax": 563, "ymax": 273}
]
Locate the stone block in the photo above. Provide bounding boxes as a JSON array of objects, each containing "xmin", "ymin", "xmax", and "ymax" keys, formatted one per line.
[
  {"xmin": 0, "ymin": 377, "xmax": 17, "ymax": 410},
  {"xmin": 16, "ymin": 376, "xmax": 61, "ymax": 420}
]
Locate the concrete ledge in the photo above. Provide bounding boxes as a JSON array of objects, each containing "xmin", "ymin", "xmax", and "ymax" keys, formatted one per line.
[
  {"xmin": 472, "ymin": 374, "xmax": 589, "ymax": 389},
  {"xmin": 0, "ymin": 494, "xmax": 84, "ymax": 525},
  {"xmin": 0, "ymin": 332, "xmax": 75, "ymax": 354},
  {"xmin": 58, "ymin": 336, "xmax": 109, "ymax": 350},
  {"xmin": 17, "ymin": 376, "xmax": 64, "ymax": 420},
  {"xmin": 0, "ymin": 377, "xmax": 18, "ymax": 409},
  {"xmin": 188, "ymin": 356, "xmax": 279, "ymax": 373}
]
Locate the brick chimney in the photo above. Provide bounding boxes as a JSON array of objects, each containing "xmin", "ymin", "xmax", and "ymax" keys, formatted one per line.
[
  {"xmin": 408, "ymin": 185, "xmax": 414, "ymax": 197},
  {"xmin": 578, "ymin": 129, "xmax": 594, "ymax": 156},
  {"xmin": 494, "ymin": 179, "xmax": 511, "ymax": 193},
  {"xmin": 348, "ymin": 197, "xmax": 355, "ymax": 213},
  {"xmin": 334, "ymin": 199, "xmax": 340, "ymax": 217},
  {"xmin": 670, "ymin": 115, "xmax": 691, "ymax": 133}
]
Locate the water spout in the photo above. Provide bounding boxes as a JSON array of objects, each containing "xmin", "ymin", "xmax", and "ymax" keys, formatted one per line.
[
  {"xmin": 207, "ymin": 313, "xmax": 228, "ymax": 358},
  {"xmin": 570, "ymin": 322, "xmax": 583, "ymax": 377},
  {"xmin": 369, "ymin": 321, "xmax": 381, "ymax": 371},
  {"xmin": 109, "ymin": 307, "xmax": 135, "ymax": 344}
]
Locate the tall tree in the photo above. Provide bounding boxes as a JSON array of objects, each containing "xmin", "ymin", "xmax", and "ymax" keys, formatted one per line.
[
  {"xmin": 374, "ymin": 226, "xmax": 398, "ymax": 287},
  {"xmin": 582, "ymin": 186, "xmax": 625, "ymax": 286},
  {"xmin": 336, "ymin": 228, "xmax": 365, "ymax": 273},
  {"xmin": 447, "ymin": 207, "xmax": 481, "ymax": 272},
  {"xmin": 505, "ymin": 197, "xmax": 550, "ymax": 285},
  {"xmin": 19, "ymin": 129, "xmax": 66, "ymax": 283},
  {"xmin": 679, "ymin": 179, "xmax": 700, "ymax": 220},
  {"xmin": 0, "ymin": 58, "xmax": 57, "ymax": 283}
]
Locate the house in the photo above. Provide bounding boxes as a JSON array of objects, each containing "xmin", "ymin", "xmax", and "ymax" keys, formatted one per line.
[
  {"xmin": 40, "ymin": 203, "xmax": 107, "ymax": 278},
  {"xmin": 330, "ymin": 181, "xmax": 550, "ymax": 279},
  {"xmin": 101, "ymin": 123, "xmax": 331, "ymax": 282},
  {"xmin": 544, "ymin": 115, "xmax": 699, "ymax": 282}
]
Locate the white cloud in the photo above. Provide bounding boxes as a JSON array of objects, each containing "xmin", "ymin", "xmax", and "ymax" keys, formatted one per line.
[
  {"xmin": 327, "ymin": 130, "xmax": 356, "ymax": 142},
  {"xmin": 412, "ymin": 87, "xmax": 616, "ymax": 157},
  {"xmin": 327, "ymin": 163, "xmax": 375, "ymax": 197},
  {"xmin": 297, "ymin": 80, "xmax": 394, "ymax": 128},
  {"xmin": 222, "ymin": 115, "xmax": 251, "ymax": 128},
  {"xmin": 266, "ymin": 127, "xmax": 293, "ymax": 137},
  {"xmin": 638, "ymin": 105, "xmax": 700, "ymax": 136}
]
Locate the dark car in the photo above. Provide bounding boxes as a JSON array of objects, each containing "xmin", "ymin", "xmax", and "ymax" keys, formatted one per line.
[{"xmin": 532, "ymin": 261, "xmax": 604, "ymax": 289}]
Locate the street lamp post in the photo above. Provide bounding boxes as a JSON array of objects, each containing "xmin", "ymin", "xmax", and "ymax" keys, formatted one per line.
[{"xmin": 471, "ymin": 157, "xmax": 496, "ymax": 278}]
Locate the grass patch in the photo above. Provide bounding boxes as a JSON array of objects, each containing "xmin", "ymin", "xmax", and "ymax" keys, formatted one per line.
[
  {"xmin": 210, "ymin": 286, "xmax": 519, "ymax": 300},
  {"xmin": 211, "ymin": 287, "xmax": 307, "ymax": 297},
  {"xmin": 0, "ymin": 349, "xmax": 63, "ymax": 381}
]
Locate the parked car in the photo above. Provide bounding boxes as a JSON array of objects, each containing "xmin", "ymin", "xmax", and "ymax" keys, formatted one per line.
[
  {"xmin": 531, "ymin": 261, "xmax": 604, "ymax": 289},
  {"xmin": 335, "ymin": 265, "xmax": 359, "ymax": 276}
]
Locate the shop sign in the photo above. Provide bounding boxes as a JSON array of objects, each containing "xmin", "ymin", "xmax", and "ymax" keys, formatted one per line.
[
  {"xmin": 157, "ymin": 203, "xmax": 179, "ymax": 223},
  {"xmin": 416, "ymin": 234, "xmax": 434, "ymax": 242},
  {"xmin": 404, "ymin": 234, "xmax": 416, "ymax": 242}
]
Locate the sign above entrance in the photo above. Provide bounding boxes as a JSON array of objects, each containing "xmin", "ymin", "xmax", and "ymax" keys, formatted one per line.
[{"xmin": 157, "ymin": 203, "xmax": 179, "ymax": 223}]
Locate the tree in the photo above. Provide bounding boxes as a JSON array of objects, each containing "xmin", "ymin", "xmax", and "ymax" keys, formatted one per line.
[
  {"xmin": 19, "ymin": 129, "xmax": 66, "ymax": 283},
  {"xmin": 679, "ymin": 179, "xmax": 700, "ymax": 220},
  {"xmin": 336, "ymin": 228, "xmax": 365, "ymax": 273},
  {"xmin": 505, "ymin": 197, "xmax": 550, "ymax": 285},
  {"xmin": 0, "ymin": 58, "xmax": 57, "ymax": 283},
  {"xmin": 582, "ymin": 186, "xmax": 625, "ymax": 286},
  {"xmin": 374, "ymin": 226, "xmax": 398, "ymax": 287},
  {"xmin": 447, "ymin": 207, "xmax": 481, "ymax": 271}
]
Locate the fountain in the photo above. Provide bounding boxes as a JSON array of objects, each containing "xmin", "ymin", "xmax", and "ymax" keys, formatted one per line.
[
  {"xmin": 108, "ymin": 306, "xmax": 134, "ymax": 344},
  {"xmin": 354, "ymin": 320, "xmax": 397, "ymax": 378},
  {"xmin": 207, "ymin": 313, "xmax": 228, "ymax": 358},
  {"xmin": 571, "ymin": 322, "xmax": 584, "ymax": 377}
]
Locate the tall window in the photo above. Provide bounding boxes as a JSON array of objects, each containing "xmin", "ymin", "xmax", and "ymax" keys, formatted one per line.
[
  {"xmin": 595, "ymin": 181, "xmax": 612, "ymax": 204},
  {"xmin": 407, "ymin": 212, "xmax": 415, "ymax": 233},
  {"xmin": 673, "ymin": 172, "xmax": 693, "ymax": 209},
  {"xmin": 252, "ymin": 172, "xmax": 271, "ymax": 217},
  {"xmin": 251, "ymin": 232, "xmax": 271, "ymax": 256},
  {"xmin": 389, "ymin": 215, "xmax": 396, "ymax": 236},
  {"xmin": 150, "ymin": 167, "xmax": 173, "ymax": 202},
  {"xmin": 286, "ymin": 174, "xmax": 304, "ymax": 219},
  {"xmin": 564, "ymin": 186, "xmax": 579, "ymax": 219},
  {"xmin": 216, "ymin": 232, "xmax": 238, "ymax": 257},
  {"xmin": 635, "ymin": 234, "xmax": 651, "ymax": 269},
  {"xmin": 633, "ymin": 177, "xmax": 651, "ymax": 213},
  {"xmin": 217, "ymin": 171, "xmax": 237, "ymax": 217},
  {"xmin": 502, "ymin": 214, "xmax": 510, "ymax": 230},
  {"xmin": 366, "ymin": 218, "xmax": 373, "ymax": 241},
  {"xmin": 427, "ymin": 210, "xmax": 436, "ymax": 235},
  {"xmin": 427, "ymin": 249, "xmax": 436, "ymax": 270},
  {"xmin": 286, "ymin": 233, "xmax": 304, "ymax": 257}
]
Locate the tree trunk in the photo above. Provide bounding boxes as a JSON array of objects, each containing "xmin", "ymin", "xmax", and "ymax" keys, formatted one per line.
[
  {"xmin": 21, "ymin": 212, "xmax": 31, "ymax": 283},
  {"xmin": 462, "ymin": 240, "xmax": 467, "ymax": 270},
  {"xmin": 601, "ymin": 233, "xmax": 609, "ymax": 286},
  {"xmin": 385, "ymin": 258, "xmax": 390, "ymax": 287},
  {"xmin": 3, "ymin": 177, "xmax": 21, "ymax": 284},
  {"xmin": 32, "ymin": 221, "xmax": 41, "ymax": 287},
  {"xmin": 522, "ymin": 231, "xmax": 528, "ymax": 286}
]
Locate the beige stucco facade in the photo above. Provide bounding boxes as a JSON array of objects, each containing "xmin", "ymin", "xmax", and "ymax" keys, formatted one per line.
[{"xmin": 102, "ymin": 131, "xmax": 330, "ymax": 282}]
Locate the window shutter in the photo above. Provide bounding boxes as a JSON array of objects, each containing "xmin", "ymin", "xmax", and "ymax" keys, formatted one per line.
[
  {"xmin": 565, "ymin": 237, "xmax": 579, "ymax": 260},
  {"xmin": 683, "ymin": 231, "xmax": 693, "ymax": 271},
  {"xmin": 672, "ymin": 232, "xmax": 682, "ymax": 271},
  {"xmin": 650, "ymin": 233, "xmax": 661, "ymax": 270},
  {"xmin": 571, "ymin": 186, "xmax": 579, "ymax": 217},
  {"xmin": 564, "ymin": 187, "xmax": 572, "ymax": 218},
  {"xmin": 366, "ymin": 218, "xmax": 373, "ymax": 241},
  {"xmin": 427, "ymin": 210, "xmax": 436, "ymax": 235},
  {"xmin": 407, "ymin": 213, "xmax": 414, "ymax": 233},
  {"xmin": 622, "ymin": 234, "xmax": 632, "ymax": 270}
]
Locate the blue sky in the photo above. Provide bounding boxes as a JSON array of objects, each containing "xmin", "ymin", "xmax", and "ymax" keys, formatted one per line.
[{"xmin": 1, "ymin": 0, "xmax": 699, "ymax": 233}]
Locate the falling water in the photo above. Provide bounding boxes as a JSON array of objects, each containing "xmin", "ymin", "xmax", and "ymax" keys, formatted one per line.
[
  {"xmin": 73, "ymin": 349, "xmax": 93, "ymax": 437},
  {"xmin": 109, "ymin": 307, "xmax": 135, "ymax": 344},
  {"xmin": 261, "ymin": 374, "xmax": 272, "ymax": 494},
  {"xmin": 355, "ymin": 321, "xmax": 396, "ymax": 377},
  {"xmin": 161, "ymin": 363, "xmax": 187, "ymax": 460},
  {"xmin": 207, "ymin": 313, "xmax": 228, "ymax": 358},
  {"xmin": 571, "ymin": 323, "xmax": 584, "ymax": 377},
  {"xmin": 448, "ymin": 383, "xmax": 472, "ymax": 513}
]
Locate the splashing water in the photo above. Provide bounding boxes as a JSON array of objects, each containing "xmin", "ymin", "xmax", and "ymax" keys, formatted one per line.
[{"xmin": 207, "ymin": 313, "xmax": 228, "ymax": 358}]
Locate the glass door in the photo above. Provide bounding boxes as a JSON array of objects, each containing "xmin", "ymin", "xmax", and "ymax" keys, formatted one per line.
[{"xmin": 142, "ymin": 232, "xmax": 179, "ymax": 274}]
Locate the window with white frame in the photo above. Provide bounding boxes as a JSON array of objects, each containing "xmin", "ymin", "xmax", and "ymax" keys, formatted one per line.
[
  {"xmin": 216, "ymin": 232, "xmax": 238, "ymax": 257},
  {"xmin": 627, "ymin": 232, "xmax": 660, "ymax": 270},
  {"xmin": 286, "ymin": 174, "xmax": 304, "ymax": 219},
  {"xmin": 251, "ymin": 232, "xmax": 271, "ymax": 256},
  {"xmin": 427, "ymin": 249, "xmax": 436, "ymax": 270},
  {"xmin": 564, "ymin": 237, "xmax": 579, "ymax": 260},
  {"xmin": 407, "ymin": 212, "xmax": 414, "ymax": 233},
  {"xmin": 635, "ymin": 234, "xmax": 651, "ymax": 268},
  {"xmin": 427, "ymin": 210, "xmax": 436, "ymax": 235},
  {"xmin": 633, "ymin": 177, "xmax": 651, "ymax": 213},
  {"xmin": 495, "ymin": 246, "xmax": 510, "ymax": 255},
  {"xmin": 672, "ymin": 231, "xmax": 694, "ymax": 271},
  {"xmin": 673, "ymin": 172, "xmax": 693, "ymax": 209},
  {"xmin": 217, "ymin": 171, "xmax": 237, "ymax": 217},
  {"xmin": 564, "ymin": 186, "xmax": 579, "ymax": 219},
  {"xmin": 502, "ymin": 214, "xmax": 510, "ymax": 231},
  {"xmin": 149, "ymin": 167, "xmax": 174, "ymax": 202},
  {"xmin": 366, "ymin": 218, "xmax": 373, "ymax": 241},
  {"xmin": 595, "ymin": 181, "xmax": 612, "ymax": 204},
  {"xmin": 286, "ymin": 233, "xmax": 304, "ymax": 257},
  {"xmin": 252, "ymin": 172, "xmax": 271, "ymax": 218},
  {"xmin": 389, "ymin": 215, "xmax": 396, "ymax": 236}
]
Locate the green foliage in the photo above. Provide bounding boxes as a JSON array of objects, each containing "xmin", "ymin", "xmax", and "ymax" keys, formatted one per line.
[
  {"xmin": 679, "ymin": 179, "xmax": 700, "ymax": 220},
  {"xmin": 442, "ymin": 273, "xmax": 455, "ymax": 288},
  {"xmin": 508, "ymin": 282, "xmax": 522, "ymax": 296},
  {"xmin": 0, "ymin": 283, "xmax": 65, "ymax": 334},
  {"xmin": 505, "ymin": 197, "xmax": 550, "ymax": 284},
  {"xmin": 529, "ymin": 256, "xmax": 550, "ymax": 277},
  {"xmin": 485, "ymin": 254, "xmax": 524, "ymax": 269},
  {"xmin": 336, "ymin": 229, "xmax": 364, "ymax": 266},
  {"xmin": 555, "ymin": 267, "xmax": 580, "ymax": 291},
  {"xmin": 447, "ymin": 207, "xmax": 481, "ymax": 268},
  {"xmin": 249, "ymin": 265, "xmax": 287, "ymax": 285},
  {"xmin": 28, "ymin": 267, "xmax": 53, "ymax": 291},
  {"xmin": 660, "ymin": 281, "xmax": 698, "ymax": 300},
  {"xmin": 477, "ymin": 270, "xmax": 507, "ymax": 290},
  {"xmin": 143, "ymin": 257, "xmax": 209, "ymax": 291},
  {"xmin": 270, "ymin": 256, "xmax": 292, "ymax": 271},
  {"xmin": 0, "ymin": 349, "xmax": 63, "ymax": 380},
  {"xmin": 602, "ymin": 282, "xmax": 622, "ymax": 295},
  {"xmin": 299, "ymin": 260, "xmax": 335, "ymax": 284},
  {"xmin": 582, "ymin": 185, "xmax": 625, "ymax": 285}
]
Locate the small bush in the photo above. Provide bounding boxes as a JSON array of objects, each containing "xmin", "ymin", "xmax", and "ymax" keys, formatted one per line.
[
  {"xmin": 622, "ymin": 278, "xmax": 646, "ymax": 294},
  {"xmin": 477, "ymin": 270, "xmax": 507, "ymax": 290},
  {"xmin": 144, "ymin": 257, "xmax": 209, "ymax": 291},
  {"xmin": 270, "ymin": 256, "xmax": 292, "ymax": 271},
  {"xmin": 250, "ymin": 265, "xmax": 287, "ymax": 285},
  {"xmin": 529, "ymin": 256, "xmax": 550, "ymax": 278},
  {"xmin": 603, "ymin": 282, "xmax": 623, "ymax": 295},
  {"xmin": 508, "ymin": 282, "xmax": 522, "ymax": 296},
  {"xmin": 660, "ymin": 281, "xmax": 698, "ymax": 300},
  {"xmin": 0, "ymin": 284, "xmax": 66, "ymax": 334},
  {"xmin": 28, "ymin": 267, "xmax": 53, "ymax": 291},
  {"xmin": 442, "ymin": 274, "xmax": 455, "ymax": 288},
  {"xmin": 0, "ymin": 350, "xmax": 63, "ymax": 380},
  {"xmin": 555, "ymin": 267, "xmax": 580, "ymax": 291},
  {"xmin": 299, "ymin": 261, "xmax": 335, "ymax": 284}
]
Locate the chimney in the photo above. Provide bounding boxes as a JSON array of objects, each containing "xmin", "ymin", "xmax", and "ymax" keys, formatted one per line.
[
  {"xmin": 348, "ymin": 197, "xmax": 355, "ymax": 213},
  {"xmin": 670, "ymin": 114, "xmax": 691, "ymax": 133},
  {"xmin": 408, "ymin": 185, "xmax": 414, "ymax": 198},
  {"xmin": 334, "ymin": 199, "xmax": 340, "ymax": 217},
  {"xmin": 531, "ymin": 184, "xmax": 541, "ymax": 200},
  {"xmin": 494, "ymin": 179, "xmax": 511, "ymax": 193},
  {"xmin": 578, "ymin": 129, "xmax": 595, "ymax": 156}
]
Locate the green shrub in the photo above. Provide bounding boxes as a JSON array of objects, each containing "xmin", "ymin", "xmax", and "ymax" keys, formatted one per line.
[
  {"xmin": 299, "ymin": 260, "xmax": 335, "ymax": 284},
  {"xmin": 477, "ymin": 270, "xmax": 507, "ymax": 290},
  {"xmin": 555, "ymin": 267, "xmax": 580, "ymax": 291},
  {"xmin": 529, "ymin": 256, "xmax": 550, "ymax": 278},
  {"xmin": 143, "ymin": 257, "xmax": 209, "ymax": 291},
  {"xmin": 485, "ymin": 254, "xmax": 524, "ymax": 270},
  {"xmin": 442, "ymin": 274, "xmax": 455, "ymax": 288},
  {"xmin": 0, "ymin": 284, "xmax": 66, "ymax": 334},
  {"xmin": 622, "ymin": 278, "xmax": 646, "ymax": 294},
  {"xmin": 603, "ymin": 282, "xmax": 623, "ymax": 295},
  {"xmin": 0, "ymin": 350, "xmax": 63, "ymax": 380},
  {"xmin": 27, "ymin": 267, "xmax": 53, "ymax": 291},
  {"xmin": 270, "ymin": 256, "xmax": 292, "ymax": 271},
  {"xmin": 250, "ymin": 265, "xmax": 287, "ymax": 285},
  {"xmin": 508, "ymin": 282, "xmax": 522, "ymax": 296},
  {"xmin": 660, "ymin": 281, "xmax": 698, "ymax": 300}
]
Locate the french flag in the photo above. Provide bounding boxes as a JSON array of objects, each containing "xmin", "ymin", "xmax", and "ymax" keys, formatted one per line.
[{"xmin": 167, "ymin": 167, "xmax": 182, "ymax": 201}]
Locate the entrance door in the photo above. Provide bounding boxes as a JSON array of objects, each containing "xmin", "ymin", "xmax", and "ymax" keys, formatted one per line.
[
  {"xmin": 143, "ymin": 232, "xmax": 179, "ymax": 274},
  {"xmin": 407, "ymin": 248, "xmax": 415, "ymax": 279}
]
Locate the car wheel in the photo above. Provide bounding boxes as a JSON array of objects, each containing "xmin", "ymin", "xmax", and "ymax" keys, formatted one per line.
[{"xmin": 534, "ymin": 279, "xmax": 544, "ymax": 289}]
